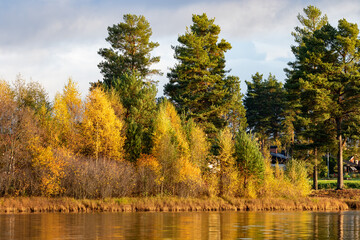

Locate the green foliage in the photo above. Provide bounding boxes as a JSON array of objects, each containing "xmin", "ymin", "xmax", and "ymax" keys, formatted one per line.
[
  {"xmin": 285, "ymin": 5, "xmax": 329, "ymax": 156},
  {"xmin": 97, "ymin": 14, "xmax": 159, "ymax": 162},
  {"xmin": 110, "ymin": 73, "xmax": 157, "ymax": 162},
  {"xmin": 12, "ymin": 74, "xmax": 50, "ymax": 114},
  {"xmin": 235, "ymin": 130, "xmax": 265, "ymax": 197},
  {"xmin": 291, "ymin": 5, "xmax": 328, "ymax": 44},
  {"xmin": 297, "ymin": 19, "xmax": 360, "ymax": 189},
  {"xmin": 98, "ymin": 14, "xmax": 160, "ymax": 87},
  {"xmin": 165, "ymin": 13, "xmax": 246, "ymax": 136},
  {"xmin": 286, "ymin": 5, "xmax": 360, "ymax": 189},
  {"xmin": 244, "ymin": 73, "xmax": 285, "ymax": 147}
]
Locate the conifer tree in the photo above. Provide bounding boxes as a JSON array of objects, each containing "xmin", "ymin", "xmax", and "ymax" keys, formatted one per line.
[
  {"xmin": 244, "ymin": 73, "xmax": 285, "ymax": 149},
  {"xmin": 98, "ymin": 14, "xmax": 160, "ymax": 162},
  {"xmin": 165, "ymin": 13, "xmax": 246, "ymax": 136},
  {"xmin": 111, "ymin": 73, "xmax": 157, "ymax": 162},
  {"xmin": 235, "ymin": 130, "xmax": 265, "ymax": 197},
  {"xmin": 284, "ymin": 6, "xmax": 328, "ymax": 148},
  {"xmin": 98, "ymin": 14, "xmax": 160, "ymax": 87},
  {"xmin": 294, "ymin": 19, "xmax": 360, "ymax": 189},
  {"xmin": 285, "ymin": 5, "xmax": 329, "ymax": 189}
]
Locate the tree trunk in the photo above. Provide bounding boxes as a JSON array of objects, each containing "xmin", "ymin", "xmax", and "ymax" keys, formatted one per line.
[
  {"xmin": 313, "ymin": 147, "xmax": 318, "ymax": 190},
  {"xmin": 337, "ymin": 119, "xmax": 344, "ymax": 190}
]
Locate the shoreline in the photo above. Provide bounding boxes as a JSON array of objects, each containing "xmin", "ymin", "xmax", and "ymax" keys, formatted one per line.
[{"xmin": 0, "ymin": 191, "xmax": 357, "ymax": 213}]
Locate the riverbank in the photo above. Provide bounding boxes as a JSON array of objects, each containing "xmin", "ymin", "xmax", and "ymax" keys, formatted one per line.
[{"xmin": 0, "ymin": 191, "xmax": 356, "ymax": 213}]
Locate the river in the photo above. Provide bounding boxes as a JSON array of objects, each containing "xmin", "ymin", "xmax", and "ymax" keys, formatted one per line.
[{"xmin": 0, "ymin": 211, "xmax": 359, "ymax": 239}]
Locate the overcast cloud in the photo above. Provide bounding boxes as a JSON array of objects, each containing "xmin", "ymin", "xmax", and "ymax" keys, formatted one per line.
[{"xmin": 0, "ymin": 0, "xmax": 359, "ymax": 99}]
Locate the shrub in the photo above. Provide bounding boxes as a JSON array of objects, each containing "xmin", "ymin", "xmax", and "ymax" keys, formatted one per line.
[
  {"xmin": 61, "ymin": 154, "xmax": 135, "ymax": 199},
  {"xmin": 285, "ymin": 159, "xmax": 311, "ymax": 197}
]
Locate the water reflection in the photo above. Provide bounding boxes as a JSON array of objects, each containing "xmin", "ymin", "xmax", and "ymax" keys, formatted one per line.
[{"xmin": 0, "ymin": 211, "xmax": 359, "ymax": 239}]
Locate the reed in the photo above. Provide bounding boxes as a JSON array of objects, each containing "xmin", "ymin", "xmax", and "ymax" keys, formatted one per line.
[{"xmin": 0, "ymin": 195, "xmax": 352, "ymax": 213}]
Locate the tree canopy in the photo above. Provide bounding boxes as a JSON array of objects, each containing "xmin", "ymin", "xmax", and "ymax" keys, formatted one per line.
[
  {"xmin": 165, "ymin": 13, "xmax": 246, "ymax": 136},
  {"xmin": 98, "ymin": 14, "xmax": 161, "ymax": 87}
]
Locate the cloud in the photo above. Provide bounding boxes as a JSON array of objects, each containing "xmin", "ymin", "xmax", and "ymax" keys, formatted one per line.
[{"xmin": 0, "ymin": 0, "xmax": 359, "ymax": 98}]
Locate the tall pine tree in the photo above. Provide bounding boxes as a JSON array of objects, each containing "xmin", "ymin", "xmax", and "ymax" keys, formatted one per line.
[
  {"xmin": 165, "ymin": 13, "xmax": 246, "ymax": 137},
  {"xmin": 291, "ymin": 18, "xmax": 360, "ymax": 189},
  {"xmin": 98, "ymin": 14, "xmax": 160, "ymax": 87},
  {"xmin": 285, "ymin": 6, "xmax": 329, "ymax": 189},
  {"xmin": 97, "ymin": 14, "xmax": 160, "ymax": 162}
]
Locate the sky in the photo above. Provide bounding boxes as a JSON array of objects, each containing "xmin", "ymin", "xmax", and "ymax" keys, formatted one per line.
[{"xmin": 0, "ymin": 0, "xmax": 359, "ymax": 100}]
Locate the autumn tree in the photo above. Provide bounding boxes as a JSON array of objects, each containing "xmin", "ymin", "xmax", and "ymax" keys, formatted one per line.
[
  {"xmin": 30, "ymin": 138, "xmax": 66, "ymax": 197},
  {"xmin": 82, "ymin": 88, "xmax": 125, "ymax": 162},
  {"xmin": 0, "ymin": 79, "xmax": 42, "ymax": 196},
  {"xmin": 52, "ymin": 79, "xmax": 83, "ymax": 151},
  {"xmin": 152, "ymin": 100, "xmax": 202, "ymax": 196},
  {"xmin": 185, "ymin": 119, "xmax": 210, "ymax": 170},
  {"xmin": 218, "ymin": 127, "xmax": 238, "ymax": 197},
  {"xmin": 165, "ymin": 13, "xmax": 246, "ymax": 137},
  {"xmin": 12, "ymin": 74, "xmax": 50, "ymax": 114},
  {"xmin": 98, "ymin": 14, "xmax": 160, "ymax": 87}
]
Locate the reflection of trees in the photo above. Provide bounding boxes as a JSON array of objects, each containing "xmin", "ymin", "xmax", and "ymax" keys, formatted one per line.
[
  {"xmin": 1, "ymin": 211, "xmax": 360, "ymax": 239},
  {"xmin": 338, "ymin": 212, "xmax": 344, "ymax": 240}
]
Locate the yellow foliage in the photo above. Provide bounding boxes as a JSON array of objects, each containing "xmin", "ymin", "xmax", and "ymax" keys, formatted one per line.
[
  {"xmin": 218, "ymin": 127, "xmax": 239, "ymax": 197},
  {"xmin": 52, "ymin": 79, "xmax": 83, "ymax": 150},
  {"xmin": 30, "ymin": 138, "xmax": 66, "ymax": 197},
  {"xmin": 0, "ymin": 80, "xmax": 13, "ymax": 101},
  {"xmin": 82, "ymin": 87, "xmax": 125, "ymax": 161},
  {"xmin": 152, "ymin": 100, "xmax": 202, "ymax": 195},
  {"xmin": 137, "ymin": 154, "xmax": 162, "ymax": 185},
  {"xmin": 188, "ymin": 120, "xmax": 210, "ymax": 168}
]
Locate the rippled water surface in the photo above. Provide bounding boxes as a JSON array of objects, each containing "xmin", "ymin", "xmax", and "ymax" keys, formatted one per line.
[{"xmin": 1, "ymin": 211, "xmax": 359, "ymax": 239}]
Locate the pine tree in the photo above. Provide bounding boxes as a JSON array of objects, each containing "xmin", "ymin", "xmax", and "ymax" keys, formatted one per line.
[
  {"xmin": 293, "ymin": 19, "xmax": 360, "ymax": 189},
  {"xmin": 285, "ymin": 5, "xmax": 329, "ymax": 189},
  {"xmin": 165, "ymin": 13, "xmax": 246, "ymax": 136},
  {"xmin": 98, "ymin": 14, "xmax": 160, "ymax": 87},
  {"xmin": 98, "ymin": 14, "xmax": 159, "ymax": 162},
  {"xmin": 111, "ymin": 73, "xmax": 157, "ymax": 162},
  {"xmin": 284, "ymin": 6, "xmax": 328, "ymax": 149},
  {"xmin": 244, "ymin": 73, "xmax": 285, "ymax": 150},
  {"xmin": 235, "ymin": 130, "xmax": 265, "ymax": 197}
]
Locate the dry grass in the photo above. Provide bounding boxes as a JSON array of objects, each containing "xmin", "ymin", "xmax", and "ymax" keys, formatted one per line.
[{"xmin": 0, "ymin": 195, "xmax": 352, "ymax": 213}]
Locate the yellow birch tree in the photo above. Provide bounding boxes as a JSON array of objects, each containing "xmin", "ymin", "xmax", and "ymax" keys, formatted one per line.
[{"xmin": 82, "ymin": 87, "xmax": 125, "ymax": 161}]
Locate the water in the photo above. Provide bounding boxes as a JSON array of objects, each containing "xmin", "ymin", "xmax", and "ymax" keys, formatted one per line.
[{"xmin": 0, "ymin": 211, "xmax": 359, "ymax": 239}]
